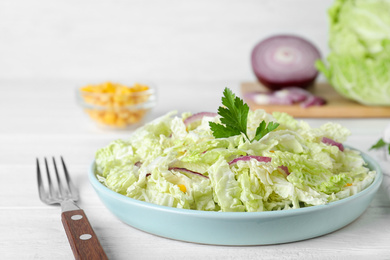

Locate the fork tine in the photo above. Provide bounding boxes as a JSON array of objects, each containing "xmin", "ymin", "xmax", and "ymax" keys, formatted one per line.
[
  {"xmin": 52, "ymin": 157, "xmax": 66, "ymax": 198},
  {"xmin": 60, "ymin": 156, "xmax": 79, "ymax": 201},
  {"xmin": 37, "ymin": 156, "xmax": 79, "ymax": 204},
  {"xmin": 44, "ymin": 157, "xmax": 56, "ymax": 199},
  {"xmin": 36, "ymin": 158, "xmax": 45, "ymax": 201}
]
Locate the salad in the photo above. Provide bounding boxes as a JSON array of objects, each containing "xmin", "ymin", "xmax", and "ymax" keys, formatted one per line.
[{"xmin": 94, "ymin": 88, "xmax": 376, "ymax": 212}]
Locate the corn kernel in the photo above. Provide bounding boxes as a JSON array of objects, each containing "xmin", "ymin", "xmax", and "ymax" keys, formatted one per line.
[
  {"xmin": 177, "ymin": 184, "xmax": 186, "ymax": 193},
  {"xmin": 102, "ymin": 111, "xmax": 117, "ymax": 125}
]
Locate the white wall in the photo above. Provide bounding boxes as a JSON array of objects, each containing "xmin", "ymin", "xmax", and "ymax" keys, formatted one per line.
[{"xmin": 0, "ymin": 0, "xmax": 334, "ymax": 82}]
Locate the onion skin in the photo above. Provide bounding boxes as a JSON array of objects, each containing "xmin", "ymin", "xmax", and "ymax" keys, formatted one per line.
[
  {"xmin": 321, "ymin": 137, "xmax": 344, "ymax": 151},
  {"xmin": 244, "ymin": 87, "xmax": 326, "ymax": 108},
  {"xmin": 300, "ymin": 95, "xmax": 326, "ymax": 108},
  {"xmin": 169, "ymin": 167, "xmax": 209, "ymax": 179},
  {"xmin": 229, "ymin": 155, "xmax": 271, "ymax": 165},
  {"xmin": 184, "ymin": 112, "xmax": 218, "ymax": 127},
  {"xmin": 278, "ymin": 165, "xmax": 290, "ymax": 176},
  {"xmin": 135, "ymin": 161, "xmax": 142, "ymax": 168},
  {"xmin": 251, "ymin": 34, "xmax": 321, "ymax": 91},
  {"xmin": 258, "ymin": 74, "xmax": 317, "ymax": 91}
]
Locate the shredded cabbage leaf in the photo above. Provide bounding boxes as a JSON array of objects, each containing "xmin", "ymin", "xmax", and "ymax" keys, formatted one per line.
[{"xmin": 94, "ymin": 110, "xmax": 376, "ymax": 212}]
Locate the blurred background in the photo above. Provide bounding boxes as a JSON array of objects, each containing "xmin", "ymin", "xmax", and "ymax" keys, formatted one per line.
[{"xmin": 0, "ymin": 0, "xmax": 333, "ymax": 83}]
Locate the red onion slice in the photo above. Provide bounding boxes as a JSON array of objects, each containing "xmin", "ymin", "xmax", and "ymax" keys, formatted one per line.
[
  {"xmin": 245, "ymin": 90, "xmax": 294, "ymax": 105},
  {"xmin": 245, "ymin": 87, "xmax": 326, "ymax": 108},
  {"xmin": 286, "ymin": 87, "xmax": 311, "ymax": 103},
  {"xmin": 184, "ymin": 112, "xmax": 218, "ymax": 127},
  {"xmin": 135, "ymin": 161, "xmax": 142, "ymax": 168},
  {"xmin": 300, "ymin": 95, "xmax": 326, "ymax": 108},
  {"xmin": 229, "ymin": 155, "xmax": 271, "ymax": 165},
  {"xmin": 169, "ymin": 167, "xmax": 209, "ymax": 179},
  {"xmin": 321, "ymin": 137, "xmax": 344, "ymax": 151},
  {"xmin": 278, "ymin": 165, "xmax": 290, "ymax": 175},
  {"xmin": 251, "ymin": 35, "xmax": 321, "ymax": 90}
]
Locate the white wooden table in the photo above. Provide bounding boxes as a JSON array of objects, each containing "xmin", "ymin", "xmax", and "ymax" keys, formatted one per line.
[
  {"xmin": 0, "ymin": 80, "xmax": 389, "ymax": 260},
  {"xmin": 1, "ymin": 0, "xmax": 390, "ymax": 258}
]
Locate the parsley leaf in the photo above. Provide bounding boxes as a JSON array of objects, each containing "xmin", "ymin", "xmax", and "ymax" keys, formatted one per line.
[
  {"xmin": 253, "ymin": 121, "xmax": 280, "ymax": 141},
  {"xmin": 370, "ymin": 138, "xmax": 390, "ymax": 155},
  {"xmin": 209, "ymin": 87, "xmax": 279, "ymax": 141},
  {"xmin": 369, "ymin": 138, "xmax": 387, "ymax": 150},
  {"xmin": 209, "ymin": 88, "xmax": 249, "ymax": 139}
]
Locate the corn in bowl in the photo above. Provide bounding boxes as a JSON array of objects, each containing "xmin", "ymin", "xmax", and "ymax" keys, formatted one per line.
[{"xmin": 77, "ymin": 81, "xmax": 157, "ymax": 129}]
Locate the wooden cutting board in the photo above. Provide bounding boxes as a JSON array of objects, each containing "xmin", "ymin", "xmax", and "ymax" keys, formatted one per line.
[{"xmin": 241, "ymin": 82, "xmax": 390, "ymax": 118}]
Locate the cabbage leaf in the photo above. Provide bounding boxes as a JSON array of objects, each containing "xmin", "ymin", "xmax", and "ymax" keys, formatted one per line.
[{"xmin": 316, "ymin": 0, "xmax": 390, "ymax": 105}]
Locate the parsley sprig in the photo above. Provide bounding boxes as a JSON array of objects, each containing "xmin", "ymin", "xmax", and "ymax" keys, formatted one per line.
[
  {"xmin": 370, "ymin": 138, "xmax": 390, "ymax": 154},
  {"xmin": 209, "ymin": 88, "xmax": 279, "ymax": 142}
]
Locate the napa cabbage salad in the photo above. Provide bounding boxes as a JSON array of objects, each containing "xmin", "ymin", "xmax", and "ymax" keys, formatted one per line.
[{"xmin": 94, "ymin": 88, "xmax": 376, "ymax": 212}]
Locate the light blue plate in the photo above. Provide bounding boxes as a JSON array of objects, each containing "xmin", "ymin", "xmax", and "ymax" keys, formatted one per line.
[{"xmin": 89, "ymin": 150, "xmax": 382, "ymax": 245}]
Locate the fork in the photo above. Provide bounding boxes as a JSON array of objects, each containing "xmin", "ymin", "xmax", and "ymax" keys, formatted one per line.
[{"xmin": 36, "ymin": 157, "xmax": 108, "ymax": 260}]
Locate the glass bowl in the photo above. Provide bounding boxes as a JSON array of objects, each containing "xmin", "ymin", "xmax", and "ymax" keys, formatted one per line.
[{"xmin": 76, "ymin": 81, "xmax": 157, "ymax": 129}]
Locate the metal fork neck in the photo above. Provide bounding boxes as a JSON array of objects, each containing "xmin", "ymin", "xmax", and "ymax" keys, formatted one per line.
[{"xmin": 61, "ymin": 199, "xmax": 80, "ymax": 212}]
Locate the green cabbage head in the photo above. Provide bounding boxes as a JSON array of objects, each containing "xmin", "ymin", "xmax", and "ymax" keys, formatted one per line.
[{"xmin": 316, "ymin": 0, "xmax": 390, "ymax": 106}]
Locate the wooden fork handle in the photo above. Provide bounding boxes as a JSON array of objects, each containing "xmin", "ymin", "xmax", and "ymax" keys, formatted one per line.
[{"xmin": 61, "ymin": 209, "xmax": 108, "ymax": 260}]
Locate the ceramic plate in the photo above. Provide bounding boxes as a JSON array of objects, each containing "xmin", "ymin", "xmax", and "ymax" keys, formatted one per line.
[{"xmin": 89, "ymin": 149, "xmax": 382, "ymax": 245}]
